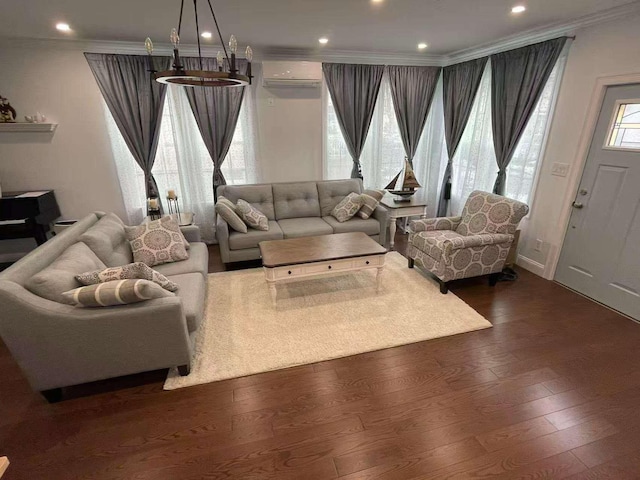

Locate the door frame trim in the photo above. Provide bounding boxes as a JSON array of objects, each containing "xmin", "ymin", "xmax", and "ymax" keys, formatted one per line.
[{"xmin": 548, "ymin": 72, "xmax": 640, "ymax": 280}]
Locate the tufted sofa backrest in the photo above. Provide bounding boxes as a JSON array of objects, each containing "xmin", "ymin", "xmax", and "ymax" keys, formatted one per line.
[
  {"xmin": 217, "ymin": 184, "xmax": 276, "ymax": 220},
  {"xmin": 273, "ymin": 182, "xmax": 321, "ymax": 219}
]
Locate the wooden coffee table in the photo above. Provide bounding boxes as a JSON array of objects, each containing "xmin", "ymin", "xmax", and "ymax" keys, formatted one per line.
[{"xmin": 259, "ymin": 232, "xmax": 387, "ymax": 306}]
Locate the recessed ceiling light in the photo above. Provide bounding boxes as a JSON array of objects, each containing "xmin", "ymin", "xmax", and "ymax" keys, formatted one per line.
[
  {"xmin": 56, "ymin": 23, "xmax": 71, "ymax": 32},
  {"xmin": 319, "ymin": 37, "xmax": 329, "ymax": 44},
  {"xmin": 201, "ymin": 31, "xmax": 212, "ymax": 39},
  {"xmin": 418, "ymin": 43, "xmax": 428, "ymax": 50},
  {"xmin": 511, "ymin": 5, "xmax": 526, "ymax": 13}
]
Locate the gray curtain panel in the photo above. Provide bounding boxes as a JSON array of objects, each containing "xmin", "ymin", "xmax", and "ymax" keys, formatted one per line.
[
  {"xmin": 490, "ymin": 37, "xmax": 567, "ymax": 195},
  {"xmin": 322, "ymin": 63, "xmax": 385, "ymax": 179},
  {"xmin": 437, "ymin": 57, "xmax": 488, "ymax": 216},
  {"xmin": 85, "ymin": 53, "xmax": 171, "ymax": 209},
  {"xmin": 182, "ymin": 57, "xmax": 248, "ymax": 200},
  {"xmin": 387, "ymin": 65, "xmax": 442, "ymax": 167}
]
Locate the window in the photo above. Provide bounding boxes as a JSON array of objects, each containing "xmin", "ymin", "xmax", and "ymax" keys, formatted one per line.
[
  {"xmin": 106, "ymin": 85, "xmax": 259, "ymax": 241},
  {"xmin": 606, "ymin": 101, "xmax": 640, "ymax": 150},
  {"xmin": 323, "ymin": 73, "xmax": 447, "ymax": 217}
]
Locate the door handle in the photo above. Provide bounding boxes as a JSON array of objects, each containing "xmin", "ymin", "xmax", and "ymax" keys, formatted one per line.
[{"xmin": 572, "ymin": 202, "xmax": 584, "ymax": 209}]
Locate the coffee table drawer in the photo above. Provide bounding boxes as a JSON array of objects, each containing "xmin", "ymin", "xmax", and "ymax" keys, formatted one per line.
[{"xmin": 352, "ymin": 255, "xmax": 385, "ymax": 268}]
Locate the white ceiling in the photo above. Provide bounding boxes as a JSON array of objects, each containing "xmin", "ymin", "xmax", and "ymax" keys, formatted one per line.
[{"xmin": 1, "ymin": 0, "xmax": 639, "ymax": 57}]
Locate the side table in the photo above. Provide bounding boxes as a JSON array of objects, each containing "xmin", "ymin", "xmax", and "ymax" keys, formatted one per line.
[{"xmin": 380, "ymin": 192, "xmax": 428, "ymax": 249}]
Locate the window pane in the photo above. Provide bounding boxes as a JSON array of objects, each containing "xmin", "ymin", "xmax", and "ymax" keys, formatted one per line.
[{"xmin": 607, "ymin": 102, "xmax": 640, "ymax": 150}]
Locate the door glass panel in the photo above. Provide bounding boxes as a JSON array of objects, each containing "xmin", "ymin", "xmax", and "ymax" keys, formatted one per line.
[{"xmin": 606, "ymin": 101, "xmax": 640, "ymax": 150}]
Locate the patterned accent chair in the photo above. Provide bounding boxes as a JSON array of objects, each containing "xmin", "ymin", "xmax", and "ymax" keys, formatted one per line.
[{"xmin": 407, "ymin": 191, "xmax": 529, "ymax": 294}]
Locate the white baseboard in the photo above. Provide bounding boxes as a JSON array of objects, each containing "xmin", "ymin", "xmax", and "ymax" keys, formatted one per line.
[{"xmin": 516, "ymin": 254, "xmax": 546, "ymax": 278}]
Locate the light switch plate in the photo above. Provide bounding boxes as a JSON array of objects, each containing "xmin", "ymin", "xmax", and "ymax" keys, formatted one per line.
[{"xmin": 551, "ymin": 162, "xmax": 570, "ymax": 177}]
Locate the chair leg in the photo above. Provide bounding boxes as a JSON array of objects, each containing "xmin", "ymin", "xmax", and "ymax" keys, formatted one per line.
[
  {"xmin": 488, "ymin": 273, "xmax": 501, "ymax": 287},
  {"xmin": 41, "ymin": 387, "xmax": 63, "ymax": 403},
  {"xmin": 408, "ymin": 257, "xmax": 415, "ymax": 268},
  {"xmin": 177, "ymin": 364, "xmax": 191, "ymax": 376},
  {"xmin": 439, "ymin": 279, "xmax": 449, "ymax": 294}
]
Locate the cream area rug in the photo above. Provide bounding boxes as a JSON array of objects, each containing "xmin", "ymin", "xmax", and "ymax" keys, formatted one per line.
[{"xmin": 164, "ymin": 251, "xmax": 491, "ymax": 390}]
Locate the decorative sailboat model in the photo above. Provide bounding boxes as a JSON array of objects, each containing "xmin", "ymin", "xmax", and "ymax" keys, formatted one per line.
[{"xmin": 385, "ymin": 158, "xmax": 422, "ymax": 202}]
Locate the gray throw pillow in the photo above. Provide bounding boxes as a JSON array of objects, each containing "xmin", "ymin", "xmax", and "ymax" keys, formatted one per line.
[
  {"xmin": 237, "ymin": 199, "xmax": 269, "ymax": 231},
  {"xmin": 76, "ymin": 262, "xmax": 178, "ymax": 292},
  {"xmin": 357, "ymin": 189, "xmax": 385, "ymax": 219},
  {"xmin": 62, "ymin": 279, "xmax": 174, "ymax": 307},
  {"xmin": 331, "ymin": 193, "xmax": 364, "ymax": 223},
  {"xmin": 25, "ymin": 242, "xmax": 107, "ymax": 304},
  {"xmin": 215, "ymin": 196, "xmax": 248, "ymax": 233},
  {"xmin": 78, "ymin": 213, "xmax": 133, "ymax": 267},
  {"xmin": 125, "ymin": 216, "xmax": 189, "ymax": 267}
]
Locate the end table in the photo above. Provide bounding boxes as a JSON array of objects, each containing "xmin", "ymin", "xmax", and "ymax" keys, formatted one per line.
[{"xmin": 380, "ymin": 191, "xmax": 428, "ymax": 249}]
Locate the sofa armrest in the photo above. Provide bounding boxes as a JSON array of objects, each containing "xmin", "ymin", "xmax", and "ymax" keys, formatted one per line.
[
  {"xmin": 216, "ymin": 214, "xmax": 231, "ymax": 263},
  {"xmin": 180, "ymin": 225, "xmax": 201, "ymax": 243},
  {"xmin": 0, "ymin": 281, "xmax": 192, "ymax": 391},
  {"xmin": 371, "ymin": 205, "xmax": 389, "ymax": 246},
  {"xmin": 409, "ymin": 216, "xmax": 462, "ymax": 233}
]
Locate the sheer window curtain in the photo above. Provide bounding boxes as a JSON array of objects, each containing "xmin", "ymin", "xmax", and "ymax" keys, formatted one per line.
[
  {"xmin": 106, "ymin": 84, "xmax": 259, "ymax": 242},
  {"xmin": 449, "ymin": 53, "xmax": 567, "ymax": 215},
  {"xmin": 324, "ymin": 73, "xmax": 447, "ymax": 216}
]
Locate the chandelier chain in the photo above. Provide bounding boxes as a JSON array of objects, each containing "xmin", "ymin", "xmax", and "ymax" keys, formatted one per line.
[
  {"xmin": 194, "ymin": 0, "xmax": 203, "ymax": 70},
  {"xmin": 177, "ymin": 0, "xmax": 185, "ymax": 36},
  {"xmin": 207, "ymin": 0, "xmax": 231, "ymax": 63}
]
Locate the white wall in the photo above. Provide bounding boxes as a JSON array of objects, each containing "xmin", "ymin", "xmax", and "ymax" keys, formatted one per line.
[{"xmin": 517, "ymin": 13, "xmax": 640, "ymax": 278}]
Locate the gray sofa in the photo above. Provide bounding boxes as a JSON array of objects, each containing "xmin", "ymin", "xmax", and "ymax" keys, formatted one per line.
[
  {"xmin": 216, "ymin": 179, "xmax": 389, "ymax": 263},
  {"xmin": 0, "ymin": 212, "xmax": 208, "ymax": 401}
]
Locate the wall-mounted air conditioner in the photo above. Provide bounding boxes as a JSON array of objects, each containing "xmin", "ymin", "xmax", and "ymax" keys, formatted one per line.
[{"xmin": 262, "ymin": 61, "xmax": 323, "ymax": 87}]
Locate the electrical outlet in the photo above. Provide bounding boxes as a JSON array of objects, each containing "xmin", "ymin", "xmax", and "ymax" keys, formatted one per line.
[
  {"xmin": 535, "ymin": 239, "xmax": 543, "ymax": 252},
  {"xmin": 551, "ymin": 162, "xmax": 570, "ymax": 177}
]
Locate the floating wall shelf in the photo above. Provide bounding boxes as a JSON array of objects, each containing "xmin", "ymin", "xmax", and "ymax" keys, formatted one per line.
[{"xmin": 0, "ymin": 123, "xmax": 58, "ymax": 133}]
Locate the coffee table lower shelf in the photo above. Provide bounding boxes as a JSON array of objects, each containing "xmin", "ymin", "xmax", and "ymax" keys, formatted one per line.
[{"xmin": 263, "ymin": 254, "xmax": 386, "ymax": 306}]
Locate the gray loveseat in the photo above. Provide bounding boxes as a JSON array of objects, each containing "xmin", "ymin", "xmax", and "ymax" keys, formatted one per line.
[
  {"xmin": 216, "ymin": 179, "xmax": 389, "ymax": 264},
  {"xmin": 0, "ymin": 212, "xmax": 208, "ymax": 401}
]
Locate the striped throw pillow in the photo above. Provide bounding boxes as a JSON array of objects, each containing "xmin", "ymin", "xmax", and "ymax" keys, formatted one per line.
[
  {"xmin": 215, "ymin": 196, "xmax": 248, "ymax": 233},
  {"xmin": 356, "ymin": 189, "xmax": 385, "ymax": 219},
  {"xmin": 62, "ymin": 279, "xmax": 174, "ymax": 307}
]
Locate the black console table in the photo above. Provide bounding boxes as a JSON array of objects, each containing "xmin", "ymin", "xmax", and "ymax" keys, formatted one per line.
[{"xmin": 0, "ymin": 191, "xmax": 61, "ymax": 245}]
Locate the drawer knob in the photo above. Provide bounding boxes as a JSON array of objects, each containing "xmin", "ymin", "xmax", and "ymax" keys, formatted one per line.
[
  {"xmin": 366, "ymin": 260, "xmax": 370, "ymax": 265},
  {"xmin": 288, "ymin": 270, "xmax": 292, "ymax": 275},
  {"xmin": 328, "ymin": 265, "xmax": 332, "ymax": 270}
]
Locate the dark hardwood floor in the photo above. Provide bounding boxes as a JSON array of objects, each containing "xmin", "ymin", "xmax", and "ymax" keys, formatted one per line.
[{"xmin": 2, "ymin": 233, "xmax": 640, "ymax": 479}]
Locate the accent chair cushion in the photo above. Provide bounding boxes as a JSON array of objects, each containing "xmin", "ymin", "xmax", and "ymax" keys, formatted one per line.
[
  {"xmin": 62, "ymin": 279, "xmax": 174, "ymax": 307},
  {"xmin": 357, "ymin": 189, "xmax": 385, "ymax": 219},
  {"xmin": 215, "ymin": 196, "xmax": 247, "ymax": 233},
  {"xmin": 237, "ymin": 199, "xmax": 269, "ymax": 231},
  {"xmin": 456, "ymin": 190, "xmax": 529, "ymax": 236},
  {"xmin": 331, "ymin": 193, "xmax": 364, "ymax": 223},
  {"xmin": 277, "ymin": 217, "xmax": 333, "ymax": 239},
  {"xmin": 76, "ymin": 262, "xmax": 178, "ymax": 292},
  {"xmin": 125, "ymin": 216, "xmax": 189, "ymax": 267},
  {"xmin": 228, "ymin": 220, "xmax": 283, "ymax": 250},
  {"xmin": 272, "ymin": 182, "xmax": 321, "ymax": 219},
  {"xmin": 25, "ymin": 242, "xmax": 107, "ymax": 304},
  {"xmin": 78, "ymin": 213, "xmax": 133, "ymax": 267}
]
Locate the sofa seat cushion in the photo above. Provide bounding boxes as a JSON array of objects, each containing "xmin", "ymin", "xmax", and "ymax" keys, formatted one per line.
[
  {"xmin": 228, "ymin": 220, "xmax": 283, "ymax": 250},
  {"xmin": 273, "ymin": 182, "xmax": 321, "ymax": 219},
  {"xmin": 322, "ymin": 216, "xmax": 380, "ymax": 236},
  {"xmin": 169, "ymin": 273, "xmax": 206, "ymax": 332},
  {"xmin": 79, "ymin": 213, "xmax": 133, "ymax": 267},
  {"xmin": 153, "ymin": 243, "xmax": 209, "ymax": 278},
  {"xmin": 278, "ymin": 217, "xmax": 333, "ymax": 239}
]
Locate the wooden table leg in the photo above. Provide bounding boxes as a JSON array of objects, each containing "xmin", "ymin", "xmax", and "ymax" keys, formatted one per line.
[{"xmin": 389, "ymin": 215, "xmax": 397, "ymax": 249}]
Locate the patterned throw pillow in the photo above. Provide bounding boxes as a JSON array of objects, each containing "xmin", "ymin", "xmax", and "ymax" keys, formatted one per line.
[
  {"xmin": 215, "ymin": 196, "xmax": 248, "ymax": 233},
  {"xmin": 331, "ymin": 193, "xmax": 364, "ymax": 223},
  {"xmin": 236, "ymin": 199, "xmax": 269, "ymax": 231},
  {"xmin": 356, "ymin": 189, "xmax": 385, "ymax": 219},
  {"xmin": 62, "ymin": 279, "xmax": 174, "ymax": 307},
  {"xmin": 125, "ymin": 217, "xmax": 189, "ymax": 267},
  {"xmin": 76, "ymin": 262, "xmax": 178, "ymax": 292}
]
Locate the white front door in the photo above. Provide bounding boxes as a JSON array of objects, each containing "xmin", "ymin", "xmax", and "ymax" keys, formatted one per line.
[{"xmin": 555, "ymin": 84, "xmax": 640, "ymax": 320}]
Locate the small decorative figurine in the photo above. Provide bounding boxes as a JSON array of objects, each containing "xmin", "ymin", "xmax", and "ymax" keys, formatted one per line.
[{"xmin": 0, "ymin": 96, "xmax": 17, "ymax": 123}]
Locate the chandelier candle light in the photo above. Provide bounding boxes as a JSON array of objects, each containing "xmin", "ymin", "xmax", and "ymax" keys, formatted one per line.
[{"xmin": 145, "ymin": 0, "xmax": 252, "ymax": 87}]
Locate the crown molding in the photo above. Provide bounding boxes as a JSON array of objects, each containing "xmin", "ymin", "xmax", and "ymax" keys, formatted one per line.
[
  {"xmin": 2, "ymin": 2, "xmax": 639, "ymax": 66},
  {"xmin": 444, "ymin": 1, "xmax": 640, "ymax": 65}
]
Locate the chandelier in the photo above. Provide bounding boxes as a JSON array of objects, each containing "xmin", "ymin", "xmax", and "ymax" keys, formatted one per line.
[{"xmin": 145, "ymin": 0, "xmax": 252, "ymax": 87}]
